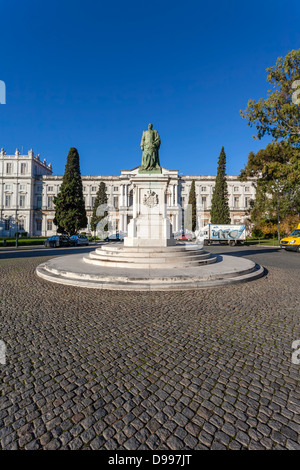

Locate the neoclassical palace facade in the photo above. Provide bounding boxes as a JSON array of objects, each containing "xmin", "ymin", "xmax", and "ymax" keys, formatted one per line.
[{"xmin": 0, "ymin": 148, "xmax": 256, "ymax": 237}]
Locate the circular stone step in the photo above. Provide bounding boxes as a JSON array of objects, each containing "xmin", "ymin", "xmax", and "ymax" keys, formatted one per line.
[
  {"xmin": 83, "ymin": 243, "xmax": 216, "ymax": 269},
  {"xmin": 36, "ymin": 252, "xmax": 265, "ymax": 291}
]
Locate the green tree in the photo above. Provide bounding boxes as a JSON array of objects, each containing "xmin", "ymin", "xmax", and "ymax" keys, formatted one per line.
[
  {"xmin": 187, "ymin": 180, "xmax": 197, "ymax": 232},
  {"xmin": 210, "ymin": 147, "xmax": 231, "ymax": 224},
  {"xmin": 53, "ymin": 147, "xmax": 87, "ymax": 235},
  {"xmin": 90, "ymin": 181, "xmax": 108, "ymax": 233},
  {"xmin": 240, "ymin": 49, "xmax": 300, "ymax": 146},
  {"xmin": 240, "ymin": 142, "xmax": 300, "ymax": 229}
]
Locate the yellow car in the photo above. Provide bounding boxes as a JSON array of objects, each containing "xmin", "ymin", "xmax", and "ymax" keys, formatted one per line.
[{"xmin": 280, "ymin": 224, "xmax": 300, "ymax": 252}]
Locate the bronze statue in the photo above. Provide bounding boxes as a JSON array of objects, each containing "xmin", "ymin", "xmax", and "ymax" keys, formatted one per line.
[{"xmin": 139, "ymin": 123, "xmax": 161, "ymax": 172}]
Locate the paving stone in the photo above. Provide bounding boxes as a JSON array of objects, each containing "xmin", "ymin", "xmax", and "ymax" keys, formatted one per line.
[
  {"xmin": 211, "ymin": 441, "xmax": 227, "ymax": 450},
  {"xmin": 280, "ymin": 425, "xmax": 298, "ymax": 441},
  {"xmin": 68, "ymin": 437, "xmax": 84, "ymax": 450},
  {"xmin": 286, "ymin": 440, "xmax": 300, "ymax": 450},
  {"xmin": 81, "ymin": 428, "xmax": 96, "ymax": 444},
  {"xmin": 166, "ymin": 435, "xmax": 184, "ymax": 450},
  {"xmin": 235, "ymin": 430, "xmax": 250, "ymax": 447},
  {"xmin": 90, "ymin": 436, "xmax": 105, "ymax": 450},
  {"xmin": 0, "ymin": 253, "xmax": 299, "ymax": 451},
  {"xmin": 271, "ymin": 430, "xmax": 287, "ymax": 446},
  {"xmin": 199, "ymin": 430, "xmax": 214, "ymax": 446},
  {"xmin": 124, "ymin": 436, "xmax": 140, "ymax": 450},
  {"xmin": 44, "ymin": 439, "xmax": 61, "ymax": 450},
  {"xmin": 185, "ymin": 422, "xmax": 201, "ymax": 437}
]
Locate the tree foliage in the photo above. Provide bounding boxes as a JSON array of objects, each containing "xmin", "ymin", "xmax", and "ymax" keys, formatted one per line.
[
  {"xmin": 240, "ymin": 142, "xmax": 300, "ymax": 230},
  {"xmin": 210, "ymin": 147, "xmax": 231, "ymax": 224},
  {"xmin": 240, "ymin": 49, "xmax": 300, "ymax": 146},
  {"xmin": 187, "ymin": 179, "xmax": 197, "ymax": 232},
  {"xmin": 90, "ymin": 181, "xmax": 108, "ymax": 232},
  {"xmin": 53, "ymin": 147, "xmax": 87, "ymax": 235}
]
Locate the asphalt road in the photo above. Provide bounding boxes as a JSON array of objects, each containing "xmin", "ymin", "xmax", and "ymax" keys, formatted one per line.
[
  {"xmin": 0, "ymin": 243, "xmax": 101, "ymax": 260},
  {"xmin": 206, "ymin": 244, "xmax": 300, "ymax": 271},
  {"xmin": 0, "ymin": 243, "xmax": 299, "ymax": 272}
]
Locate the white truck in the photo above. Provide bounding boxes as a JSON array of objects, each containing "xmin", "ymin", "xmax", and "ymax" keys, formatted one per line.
[{"xmin": 197, "ymin": 224, "xmax": 246, "ymax": 246}]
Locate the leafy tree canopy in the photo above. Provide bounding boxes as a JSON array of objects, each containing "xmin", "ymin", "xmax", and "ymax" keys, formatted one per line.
[
  {"xmin": 240, "ymin": 142, "xmax": 300, "ymax": 229},
  {"xmin": 240, "ymin": 49, "xmax": 300, "ymax": 146}
]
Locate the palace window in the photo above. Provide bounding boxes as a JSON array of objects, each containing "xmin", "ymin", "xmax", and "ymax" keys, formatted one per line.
[
  {"xmin": 6, "ymin": 163, "xmax": 12, "ymax": 174},
  {"xmin": 245, "ymin": 197, "xmax": 250, "ymax": 208},
  {"xmin": 5, "ymin": 184, "xmax": 12, "ymax": 191},
  {"xmin": 129, "ymin": 189, "xmax": 133, "ymax": 207},
  {"xmin": 201, "ymin": 186, "xmax": 207, "ymax": 192},
  {"xmin": 20, "ymin": 184, "xmax": 26, "ymax": 191},
  {"xmin": 113, "ymin": 196, "xmax": 119, "ymax": 209},
  {"xmin": 36, "ymin": 220, "xmax": 42, "ymax": 231},
  {"xmin": 113, "ymin": 186, "xmax": 119, "ymax": 192},
  {"xmin": 92, "ymin": 186, "xmax": 97, "ymax": 192},
  {"xmin": 233, "ymin": 186, "xmax": 239, "ymax": 192},
  {"xmin": 36, "ymin": 196, "xmax": 42, "ymax": 209},
  {"xmin": 20, "ymin": 163, "xmax": 27, "ymax": 174},
  {"xmin": 245, "ymin": 186, "xmax": 250, "ymax": 192},
  {"xmin": 19, "ymin": 195, "xmax": 26, "ymax": 208},
  {"xmin": 47, "ymin": 220, "xmax": 53, "ymax": 231},
  {"xmin": 47, "ymin": 196, "xmax": 54, "ymax": 209},
  {"xmin": 201, "ymin": 196, "xmax": 207, "ymax": 209},
  {"xmin": 234, "ymin": 197, "xmax": 239, "ymax": 208},
  {"xmin": 5, "ymin": 195, "xmax": 11, "ymax": 207},
  {"xmin": 47, "ymin": 186, "xmax": 54, "ymax": 192}
]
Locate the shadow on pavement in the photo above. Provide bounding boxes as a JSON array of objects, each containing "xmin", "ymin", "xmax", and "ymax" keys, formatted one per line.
[
  {"xmin": 209, "ymin": 248, "xmax": 281, "ymax": 257},
  {"xmin": 0, "ymin": 246, "xmax": 96, "ymax": 260}
]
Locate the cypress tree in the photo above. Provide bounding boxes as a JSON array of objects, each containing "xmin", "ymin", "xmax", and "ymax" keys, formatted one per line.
[
  {"xmin": 188, "ymin": 179, "xmax": 197, "ymax": 232},
  {"xmin": 90, "ymin": 181, "xmax": 108, "ymax": 233},
  {"xmin": 210, "ymin": 147, "xmax": 231, "ymax": 224},
  {"xmin": 53, "ymin": 147, "xmax": 87, "ymax": 235}
]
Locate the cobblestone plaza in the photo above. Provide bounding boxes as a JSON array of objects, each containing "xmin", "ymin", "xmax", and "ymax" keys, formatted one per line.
[{"xmin": 0, "ymin": 246, "xmax": 299, "ymax": 450}]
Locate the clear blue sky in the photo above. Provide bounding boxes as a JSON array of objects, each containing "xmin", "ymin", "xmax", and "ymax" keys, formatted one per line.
[{"xmin": 1, "ymin": 0, "xmax": 299, "ymax": 176}]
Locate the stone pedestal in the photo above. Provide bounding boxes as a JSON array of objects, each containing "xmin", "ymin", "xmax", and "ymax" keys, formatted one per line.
[{"xmin": 124, "ymin": 173, "xmax": 175, "ymax": 247}]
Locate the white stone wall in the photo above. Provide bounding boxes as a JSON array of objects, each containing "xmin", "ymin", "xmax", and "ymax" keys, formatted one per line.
[
  {"xmin": 0, "ymin": 153, "xmax": 256, "ymax": 237},
  {"xmin": 179, "ymin": 175, "xmax": 256, "ymax": 228},
  {"xmin": 0, "ymin": 149, "xmax": 52, "ymax": 237}
]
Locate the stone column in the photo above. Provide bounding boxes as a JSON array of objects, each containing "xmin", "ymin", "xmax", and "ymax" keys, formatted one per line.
[
  {"xmin": 170, "ymin": 185, "xmax": 174, "ymax": 207},
  {"xmin": 120, "ymin": 184, "xmax": 124, "ymax": 207}
]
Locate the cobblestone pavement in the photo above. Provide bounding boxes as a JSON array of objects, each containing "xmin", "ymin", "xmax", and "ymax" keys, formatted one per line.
[{"xmin": 0, "ymin": 250, "xmax": 299, "ymax": 450}]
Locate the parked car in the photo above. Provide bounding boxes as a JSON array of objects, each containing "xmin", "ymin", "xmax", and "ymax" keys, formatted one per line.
[
  {"xmin": 105, "ymin": 233, "xmax": 124, "ymax": 242},
  {"xmin": 44, "ymin": 235, "xmax": 71, "ymax": 248},
  {"xmin": 174, "ymin": 232, "xmax": 193, "ymax": 241},
  {"xmin": 280, "ymin": 224, "xmax": 300, "ymax": 252},
  {"xmin": 70, "ymin": 235, "xmax": 89, "ymax": 246}
]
